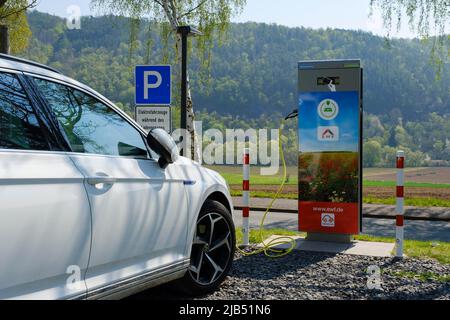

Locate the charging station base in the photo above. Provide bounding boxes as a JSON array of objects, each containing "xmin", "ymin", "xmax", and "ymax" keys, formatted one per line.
[{"xmin": 305, "ymin": 232, "xmax": 353, "ymax": 244}]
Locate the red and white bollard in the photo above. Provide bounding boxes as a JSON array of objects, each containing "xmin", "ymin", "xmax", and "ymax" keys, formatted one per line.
[
  {"xmin": 242, "ymin": 148, "xmax": 250, "ymax": 246},
  {"xmin": 396, "ymin": 150, "xmax": 405, "ymax": 258}
]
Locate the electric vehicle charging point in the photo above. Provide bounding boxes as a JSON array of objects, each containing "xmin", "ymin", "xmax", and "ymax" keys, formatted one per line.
[{"xmin": 298, "ymin": 60, "xmax": 363, "ymax": 243}]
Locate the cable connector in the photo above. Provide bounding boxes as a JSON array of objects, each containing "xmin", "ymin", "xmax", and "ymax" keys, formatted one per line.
[{"xmin": 284, "ymin": 109, "xmax": 298, "ymax": 120}]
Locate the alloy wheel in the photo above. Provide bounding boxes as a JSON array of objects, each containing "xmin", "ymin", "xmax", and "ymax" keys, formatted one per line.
[{"xmin": 189, "ymin": 212, "xmax": 232, "ymax": 285}]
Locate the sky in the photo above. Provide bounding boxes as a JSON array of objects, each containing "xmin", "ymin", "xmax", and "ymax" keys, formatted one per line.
[{"xmin": 33, "ymin": 0, "xmax": 422, "ymax": 39}]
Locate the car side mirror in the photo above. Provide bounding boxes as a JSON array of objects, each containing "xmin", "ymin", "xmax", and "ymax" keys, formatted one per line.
[{"xmin": 146, "ymin": 128, "xmax": 179, "ymax": 168}]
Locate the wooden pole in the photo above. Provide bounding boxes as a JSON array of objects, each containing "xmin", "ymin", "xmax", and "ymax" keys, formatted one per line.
[{"xmin": 0, "ymin": 25, "xmax": 10, "ymax": 54}]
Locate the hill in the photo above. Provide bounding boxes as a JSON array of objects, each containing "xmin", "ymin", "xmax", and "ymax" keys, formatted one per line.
[
  {"xmin": 22, "ymin": 10, "xmax": 449, "ymax": 120},
  {"xmin": 18, "ymin": 11, "xmax": 450, "ymax": 166}
]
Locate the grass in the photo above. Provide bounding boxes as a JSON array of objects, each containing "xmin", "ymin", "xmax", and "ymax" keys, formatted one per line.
[
  {"xmin": 230, "ymin": 190, "xmax": 450, "ymax": 207},
  {"xmin": 354, "ymin": 234, "xmax": 450, "ymax": 264},
  {"xmin": 364, "ymin": 180, "xmax": 450, "ymax": 189},
  {"xmin": 364, "ymin": 196, "xmax": 450, "ymax": 207},
  {"xmin": 390, "ymin": 271, "xmax": 450, "ymax": 282},
  {"xmin": 207, "ymin": 165, "xmax": 450, "ymax": 188},
  {"xmin": 235, "ymin": 229, "xmax": 450, "ymax": 264},
  {"xmin": 235, "ymin": 228, "xmax": 302, "ymax": 245},
  {"xmin": 231, "ymin": 189, "xmax": 298, "ymax": 199},
  {"xmin": 220, "ymin": 172, "xmax": 297, "ymax": 185},
  {"xmin": 218, "ymin": 165, "xmax": 450, "ymax": 207}
]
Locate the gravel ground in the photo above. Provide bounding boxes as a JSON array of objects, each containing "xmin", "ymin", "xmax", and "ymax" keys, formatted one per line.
[{"xmin": 130, "ymin": 251, "xmax": 449, "ymax": 300}]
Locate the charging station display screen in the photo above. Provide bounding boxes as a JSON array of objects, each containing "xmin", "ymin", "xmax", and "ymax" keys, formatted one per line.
[{"xmin": 298, "ymin": 90, "xmax": 360, "ymax": 234}]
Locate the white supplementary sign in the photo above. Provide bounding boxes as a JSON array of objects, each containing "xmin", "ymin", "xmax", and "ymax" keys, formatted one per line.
[{"xmin": 136, "ymin": 106, "xmax": 171, "ymax": 133}]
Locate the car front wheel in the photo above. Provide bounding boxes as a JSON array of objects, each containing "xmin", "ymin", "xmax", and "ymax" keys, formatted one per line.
[{"xmin": 176, "ymin": 199, "xmax": 235, "ymax": 296}]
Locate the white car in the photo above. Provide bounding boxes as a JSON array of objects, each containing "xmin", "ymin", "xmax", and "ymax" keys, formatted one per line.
[{"xmin": 0, "ymin": 54, "xmax": 235, "ymax": 300}]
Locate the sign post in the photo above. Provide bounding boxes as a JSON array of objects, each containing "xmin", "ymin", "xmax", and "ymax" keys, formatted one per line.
[{"xmin": 298, "ymin": 60, "xmax": 363, "ymax": 243}]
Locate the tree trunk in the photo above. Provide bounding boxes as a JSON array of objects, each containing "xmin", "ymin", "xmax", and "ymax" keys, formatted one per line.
[
  {"xmin": 0, "ymin": 25, "xmax": 10, "ymax": 54},
  {"xmin": 176, "ymin": 33, "xmax": 200, "ymax": 161},
  {"xmin": 163, "ymin": 0, "xmax": 200, "ymax": 161},
  {"xmin": 186, "ymin": 74, "xmax": 200, "ymax": 161}
]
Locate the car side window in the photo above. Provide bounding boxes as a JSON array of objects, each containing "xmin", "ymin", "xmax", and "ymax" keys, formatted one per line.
[
  {"xmin": 0, "ymin": 72, "xmax": 49, "ymax": 150},
  {"xmin": 33, "ymin": 78, "xmax": 149, "ymax": 158}
]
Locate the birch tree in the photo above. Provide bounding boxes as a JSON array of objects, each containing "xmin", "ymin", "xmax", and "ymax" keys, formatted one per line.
[
  {"xmin": 370, "ymin": 0, "xmax": 449, "ymax": 72},
  {"xmin": 91, "ymin": 0, "xmax": 246, "ymax": 160},
  {"xmin": 0, "ymin": 0, "xmax": 37, "ymax": 53}
]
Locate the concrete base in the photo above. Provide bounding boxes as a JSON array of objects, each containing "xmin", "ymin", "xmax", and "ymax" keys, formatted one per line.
[
  {"xmin": 261, "ymin": 235, "xmax": 395, "ymax": 257},
  {"xmin": 306, "ymin": 232, "xmax": 353, "ymax": 243}
]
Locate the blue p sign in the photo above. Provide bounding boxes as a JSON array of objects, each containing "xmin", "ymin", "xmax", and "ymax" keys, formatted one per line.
[{"xmin": 135, "ymin": 65, "xmax": 171, "ymax": 105}]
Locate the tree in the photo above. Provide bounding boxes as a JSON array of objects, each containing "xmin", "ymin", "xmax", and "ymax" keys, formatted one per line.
[
  {"xmin": 363, "ymin": 140, "xmax": 382, "ymax": 167},
  {"xmin": 0, "ymin": 0, "xmax": 37, "ymax": 53},
  {"xmin": 370, "ymin": 0, "xmax": 449, "ymax": 73},
  {"xmin": 91, "ymin": 0, "xmax": 246, "ymax": 160}
]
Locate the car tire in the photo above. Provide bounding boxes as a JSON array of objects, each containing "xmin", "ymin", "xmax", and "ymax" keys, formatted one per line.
[{"xmin": 174, "ymin": 199, "xmax": 235, "ymax": 296}]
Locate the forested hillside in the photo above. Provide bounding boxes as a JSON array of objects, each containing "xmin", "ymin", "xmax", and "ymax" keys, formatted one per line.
[{"xmin": 20, "ymin": 11, "xmax": 450, "ymax": 166}]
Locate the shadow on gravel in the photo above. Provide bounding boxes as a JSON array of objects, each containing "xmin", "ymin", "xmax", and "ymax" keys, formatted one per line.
[
  {"xmin": 127, "ymin": 253, "xmax": 450, "ymax": 300},
  {"xmin": 229, "ymin": 251, "xmax": 338, "ymax": 281},
  {"xmin": 127, "ymin": 252, "xmax": 335, "ymax": 300},
  {"xmin": 377, "ymin": 283, "xmax": 449, "ymax": 300},
  {"xmin": 127, "ymin": 282, "xmax": 193, "ymax": 300}
]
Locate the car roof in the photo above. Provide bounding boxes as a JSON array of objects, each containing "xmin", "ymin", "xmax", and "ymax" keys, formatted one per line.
[
  {"xmin": 0, "ymin": 53, "xmax": 62, "ymax": 75},
  {"xmin": 0, "ymin": 54, "xmax": 112, "ymax": 107},
  {"xmin": 0, "ymin": 54, "xmax": 149, "ymax": 137}
]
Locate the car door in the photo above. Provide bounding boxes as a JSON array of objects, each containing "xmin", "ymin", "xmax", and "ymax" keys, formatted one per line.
[
  {"xmin": 31, "ymin": 77, "xmax": 189, "ymax": 296},
  {"xmin": 0, "ymin": 70, "xmax": 91, "ymax": 299}
]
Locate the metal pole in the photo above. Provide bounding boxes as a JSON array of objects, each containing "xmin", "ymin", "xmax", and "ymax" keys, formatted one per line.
[
  {"xmin": 180, "ymin": 31, "xmax": 188, "ymax": 157},
  {"xmin": 396, "ymin": 150, "xmax": 405, "ymax": 258},
  {"xmin": 0, "ymin": 25, "xmax": 10, "ymax": 54},
  {"xmin": 242, "ymin": 148, "xmax": 250, "ymax": 246}
]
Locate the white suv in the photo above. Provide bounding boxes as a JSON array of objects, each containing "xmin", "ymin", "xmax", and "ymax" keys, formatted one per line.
[{"xmin": 0, "ymin": 54, "xmax": 235, "ymax": 300}]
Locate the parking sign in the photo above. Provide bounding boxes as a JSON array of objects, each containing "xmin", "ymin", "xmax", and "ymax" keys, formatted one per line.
[{"xmin": 135, "ymin": 65, "xmax": 171, "ymax": 105}]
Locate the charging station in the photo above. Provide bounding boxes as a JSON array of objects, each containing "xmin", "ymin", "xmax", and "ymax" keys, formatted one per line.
[{"xmin": 298, "ymin": 60, "xmax": 363, "ymax": 243}]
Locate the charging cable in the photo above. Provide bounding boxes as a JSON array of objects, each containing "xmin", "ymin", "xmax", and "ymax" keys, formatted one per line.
[{"xmin": 236, "ymin": 124, "xmax": 297, "ymax": 258}]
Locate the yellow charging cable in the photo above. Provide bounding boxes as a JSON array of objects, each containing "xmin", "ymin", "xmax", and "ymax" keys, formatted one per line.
[{"xmin": 236, "ymin": 125, "xmax": 297, "ymax": 258}]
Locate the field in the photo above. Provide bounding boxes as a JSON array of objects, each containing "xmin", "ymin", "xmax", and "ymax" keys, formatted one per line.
[
  {"xmin": 364, "ymin": 167, "xmax": 450, "ymax": 184},
  {"xmin": 206, "ymin": 165, "xmax": 450, "ymax": 206},
  {"xmin": 363, "ymin": 167, "xmax": 450, "ymax": 205}
]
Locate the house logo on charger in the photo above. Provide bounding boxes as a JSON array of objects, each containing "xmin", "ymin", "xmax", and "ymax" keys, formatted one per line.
[{"xmin": 318, "ymin": 126, "xmax": 339, "ymax": 141}]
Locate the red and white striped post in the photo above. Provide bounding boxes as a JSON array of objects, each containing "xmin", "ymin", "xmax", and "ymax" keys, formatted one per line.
[
  {"xmin": 396, "ymin": 150, "xmax": 405, "ymax": 258},
  {"xmin": 242, "ymin": 148, "xmax": 250, "ymax": 246}
]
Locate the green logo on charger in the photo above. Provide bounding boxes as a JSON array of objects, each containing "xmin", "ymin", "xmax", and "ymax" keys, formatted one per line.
[{"xmin": 318, "ymin": 99, "xmax": 339, "ymax": 120}]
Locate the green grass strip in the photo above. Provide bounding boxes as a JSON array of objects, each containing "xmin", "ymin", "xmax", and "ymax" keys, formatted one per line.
[
  {"xmin": 231, "ymin": 190, "xmax": 450, "ymax": 207},
  {"xmin": 390, "ymin": 271, "xmax": 450, "ymax": 282},
  {"xmin": 364, "ymin": 196, "xmax": 450, "ymax": 207},
  {"xmin": 364, "ymin": 180, "xmax": 450, "ymax": 189},
  {"xmin": 235, "ymin": 229, "xmax": 450, "ymax": 264}
]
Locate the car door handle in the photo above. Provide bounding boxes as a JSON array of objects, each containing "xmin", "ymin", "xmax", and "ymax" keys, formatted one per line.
[{"xmin": 86, "ymin": 176, "xmax": 117, "ymax": 185}]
